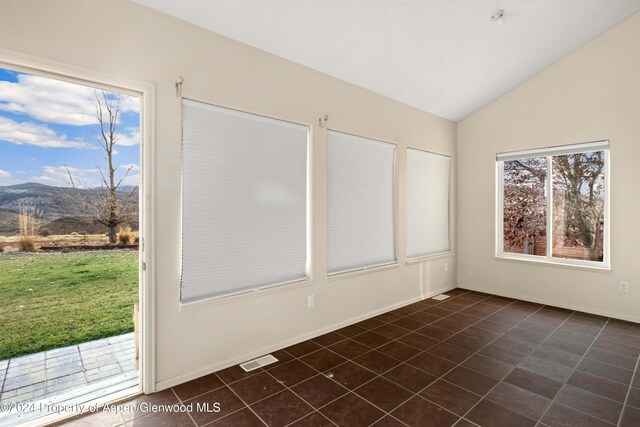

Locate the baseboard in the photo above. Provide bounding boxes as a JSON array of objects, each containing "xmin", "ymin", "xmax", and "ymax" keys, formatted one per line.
[
  {"xmin": 155, "ymin": 284, "xmax": 458, "ymax": 391},
  {"xmin": 458, "ymin": 284, "xmax": 640, "ymax": 324}
]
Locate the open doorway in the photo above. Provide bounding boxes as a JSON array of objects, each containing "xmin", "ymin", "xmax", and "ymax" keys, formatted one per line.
[{"xmin": 0, "ymin": 66, "xmax": 144, "ymax": 425}]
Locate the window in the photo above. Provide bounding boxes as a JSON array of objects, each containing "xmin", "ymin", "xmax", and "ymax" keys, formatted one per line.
[
  {"xmin": 497, "ymin": 141, "xmax": 609, "ymax": 268},
  {"xmin": 327, "ymin": 130, "xmax": 396, "ymax": 274},
  {"xmin": 406, "ymin": 148, "xmax": 451, "ymax": 259},
  {"xmin": 181, "ymin": 99, "xmax": 309, "ymax": 302}
]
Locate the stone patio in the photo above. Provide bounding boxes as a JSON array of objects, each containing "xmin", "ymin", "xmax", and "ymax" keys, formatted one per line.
[{"xmin": 0, "ymin": 332, "xmax": 136, "ymax": 405}]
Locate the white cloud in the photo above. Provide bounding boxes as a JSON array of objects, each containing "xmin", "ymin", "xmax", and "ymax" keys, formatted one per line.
[
  {"xmin": 120, "ymin": 173, "xmax": 140, "ymax": 187},
  {"xmin": 31, "ymin": 175, "xmax": 55, "ymax": 184},
  {"xmin": 0, "ymin": 73, "xmax": 139, "ymax": 126},
  {"xmin": 31, "ymin": 165, "xmax": 97, "ymax": 188},
  {"xmin": 120, "ymin": 164, "xmax": 140, "ymax": 172},
  {"xmin": 115, "ymin": 128, "xmax": 140, "ymax": 146},
  {"xmin": 0, "ymin": 169, "xmax": 15, "ymax": 185},
  {"xmin": 33, "ymin": 164, "xmax": 138, "ymax": 188},
  {"xmin": 0, "ymin": 117, "xmax": 93, "ymax": 149}
]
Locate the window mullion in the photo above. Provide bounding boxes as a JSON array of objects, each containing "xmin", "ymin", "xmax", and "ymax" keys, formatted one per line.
[
  {"xmin": 546, "ymin": 155, "xmax": 553, "ymax": 260},
  {"xmin": 497, "ymin": 161, "xmax": 504, "ymax": 257}
]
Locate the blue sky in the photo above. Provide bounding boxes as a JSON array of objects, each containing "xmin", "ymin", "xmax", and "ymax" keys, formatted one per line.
[{"xmin": 0, "ymin": 68, "xmax": 140, "ymax": 188}]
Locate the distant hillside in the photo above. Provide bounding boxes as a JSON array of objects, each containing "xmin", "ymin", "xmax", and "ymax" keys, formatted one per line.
[
  {"xmin": 0, "ymin": 183, "xmax": 139, "ymax": 236},
  {"xmin": 0, "ymin": 209, "xmax": 20, "ymax": 235}
]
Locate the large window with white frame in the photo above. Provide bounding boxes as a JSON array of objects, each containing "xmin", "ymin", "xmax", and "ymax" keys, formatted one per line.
[
  {"xmin": 181, "ymin": 99, "xmax": 310, "ymax": 303},
  {"xmin": 327, "ymin": 130, "xmax": 396, "ymax": 275},
  {"xmin": 497, "ymin": 141, "xmax": 609, "ymax": 268}
]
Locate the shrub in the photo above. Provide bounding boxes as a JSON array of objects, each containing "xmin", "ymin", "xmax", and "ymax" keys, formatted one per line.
[
  {"xmin": 19, "ymin": 204, "xmax": 39, "ymax": 252},
  {"xmin": 39, "ymin": 228, "xmax": 51, "ymax": 237},
  {"xmin": 0, "ymin": 245, "xmax": 4, "ymax": 253},
  {"xmin": 18, "ymin": 235, "xmax": 35, "ymax": 252},
  {"xmin": 133, "ymin": 234, "xmax": 140, "ymax": 244},
  {"xmin": 118, "ymin": 226, "xmax": 132, "ymax": 244}
]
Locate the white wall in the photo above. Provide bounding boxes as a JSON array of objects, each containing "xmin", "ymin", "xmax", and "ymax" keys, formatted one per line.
[
  {"xmin": 0, "ymin": 0, "xmax": 457, "ymax": 389},
  {"xmin": 457, "ymin": 13, "xmax": 640, "ymax": 322}
]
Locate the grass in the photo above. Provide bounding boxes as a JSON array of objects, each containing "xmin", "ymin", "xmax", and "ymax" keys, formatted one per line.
[{"xmin": 0, "ymin": 251, "xmax": 138, "ymax": 360}]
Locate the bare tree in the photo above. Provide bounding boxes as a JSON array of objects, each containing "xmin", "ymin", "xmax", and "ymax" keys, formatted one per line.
[
  {"xmin": 503, "ymin": 157, "xmax": 547, "ymax": 254},
  {"xmin": 503, "ymin": 152, "xmax": 605, "ymax": 260},
  {"xmin": 64, "ymin": 90, "xmax": 137, "ymax": 244}
]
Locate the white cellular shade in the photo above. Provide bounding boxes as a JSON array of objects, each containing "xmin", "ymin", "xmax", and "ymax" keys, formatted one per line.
[
  {"xmin": 181, "ymin": 99, "xmax": 309, "ymax": 303},
  {"xmin": 327, "ymin": 130, "xmax": 396, "ymax": 274},
  {"xmin": 406, "ymin": 148, "xmax": 451, "ymax": 258}
]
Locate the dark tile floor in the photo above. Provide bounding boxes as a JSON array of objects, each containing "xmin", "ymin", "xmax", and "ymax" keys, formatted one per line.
[{"xmin": 60, "ymin": 288, "xmax": 640, "ymax": 426}]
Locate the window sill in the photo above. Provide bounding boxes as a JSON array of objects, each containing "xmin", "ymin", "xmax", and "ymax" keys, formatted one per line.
[
  {"xmin": 327, "ymin": 262, "xmax": 400, "ymax": 282},
  {"xmin": 179, "ymin": 278, "xmax": 315, "ymax": 312},
  {"xmin": 405, "ymin": 251, "xmax": 454, "ymax": 265},
  {"xmin": 494, "ymin": 254, "xmax": 611, "ymax": 272}
]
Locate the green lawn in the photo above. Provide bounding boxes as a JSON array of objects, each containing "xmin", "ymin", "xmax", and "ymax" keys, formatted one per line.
[{"xmin": 0, "ymin": 251, "xmax": 138, "ymax": 360}]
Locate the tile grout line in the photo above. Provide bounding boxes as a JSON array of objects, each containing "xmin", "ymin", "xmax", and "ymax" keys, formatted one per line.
[
  {"xmin": 78, "ymin": 343, "xmax": 90, "ymax": 393},
  {"xmin": 547, "ymin": 345, "xmax": 638, "ymax": 378},
  {"xmin": 170, "ymin": 376, "xmax": 268, "ymax": 427},
  {"xmin": 169, "ymin": 384, "xmax": 199, "ymax": 427},
  {"xmin": 261, "ymin": 289, "xmax": 482, "ymax": 426},
  {"xmin": 44, "ymin": 292, "xmax": 638, "ymax": 427},
  {"xmin": 260, "ymin": 370, "xmax": 340, "ymax": 427},
  {"xmin": 299, "ymin": 289, "xmax": 485, "ymax": 427},
  {"xmin": 617, "ymin": 350, "xmax": 640, "ymax": 426},
  {"xmin": 287, "ymin": 290, "xmax": 502, "ymax": 426},
  {"xmin": 0, "ymin": 358, "xmax": 9, "ymax": 399},
  {"xmin": 355, "ymin": 291, "xmax": 510, "ymax": 426},
  {"xmin": 147, "ymin": 290, "xmax": 625, "ymax": 427},
  {"xmin": 210, "ymin": 374, "xmax": 271, "ymax": 427},
  {"xmin": 365, "ymin": 291, "xmax": 536, "ymax": 425},
  {"xmin": 535, "ymin": 317, "xmax": 615, "ymax": 426},
  {"xmin": 453, "ymin": 303, "xmax": 578, "ymax": 425}
]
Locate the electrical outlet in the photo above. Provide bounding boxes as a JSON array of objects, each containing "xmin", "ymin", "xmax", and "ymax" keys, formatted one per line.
[
  {"xmin": 619, "ymin": 281, "xmax": 629, "ymax": 293},
  {"xmin": 308, "ymin": 294, "xmax": 315, "ymax": 308},
  {"xmin": 444, "ymin": 263, "xmax": 448, "ymax": 272}
]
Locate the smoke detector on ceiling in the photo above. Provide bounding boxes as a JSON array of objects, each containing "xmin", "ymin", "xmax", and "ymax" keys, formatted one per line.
[{"xmin": 491, "ymin": 9, "xmax": 505, "ymax": 26}]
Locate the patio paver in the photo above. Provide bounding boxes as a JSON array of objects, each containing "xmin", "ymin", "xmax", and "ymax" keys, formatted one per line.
[{"xmin": 0, "ymin": 332, "xmax": 136, "ymax": 404}]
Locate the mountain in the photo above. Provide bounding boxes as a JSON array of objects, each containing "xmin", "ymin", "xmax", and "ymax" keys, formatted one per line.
[
  {"xmin": 0, "ymin": 209, "xmax": 20, "ymax": 235},
  {"xmin": 0, "ymin": 182, "xmax": 139, "ymax": 236}
]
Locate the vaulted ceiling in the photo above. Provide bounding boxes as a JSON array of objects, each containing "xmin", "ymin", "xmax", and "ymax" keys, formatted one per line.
[{"xmin": 135, "ymin": 0, "xmax": 640, "ymax": 121}]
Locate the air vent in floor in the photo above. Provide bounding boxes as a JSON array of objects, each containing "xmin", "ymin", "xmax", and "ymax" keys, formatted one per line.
[
  {"xmin": 239, "ymin": 354, "xmax": 279, "ymax": 372},
  {"xmin": 431, "ymin": 294, "xmax": 450, "ymax": 301}
]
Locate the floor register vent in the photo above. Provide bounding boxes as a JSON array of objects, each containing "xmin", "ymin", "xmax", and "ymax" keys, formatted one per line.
[
  {"xmin": 239, "ymin": 354, "xmax": 279, "ymax": 372},
  {"xmin": 431, "ymin": 294, "xmax": 450, "ymax": 301}
]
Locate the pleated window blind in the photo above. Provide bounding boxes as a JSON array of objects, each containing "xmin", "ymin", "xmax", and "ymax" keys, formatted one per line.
[
  {"xmin": 181, "ymin": 99, "xmax": 309, "ymax": 303},
  {"xmin": 327, "ymin": 130, "xmax": 396, "ymax": 274},
  {"xmin": 406, "ymin": 148, "xmax": 451, "ymax": 259}
]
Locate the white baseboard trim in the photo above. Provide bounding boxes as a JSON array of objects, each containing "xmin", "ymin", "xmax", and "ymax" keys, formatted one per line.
[
  {"xmin": 155, "ymin": 284, "xmax": 458, "ymax": 391},
  {"xmin": 459, "ymin": 284, "xmax": 640, "ymax": 324}
]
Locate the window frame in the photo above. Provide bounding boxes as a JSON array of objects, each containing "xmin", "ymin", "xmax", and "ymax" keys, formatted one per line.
[{"xmin": 496, "ymin": 141, "xmax": 610, "ymax": 270}]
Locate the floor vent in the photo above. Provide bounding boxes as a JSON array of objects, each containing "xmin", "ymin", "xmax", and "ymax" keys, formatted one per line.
[
  {"xmin": 239, "ymin": 354, "xmax": 279, "ymax": 372},
  {"xmin": 431, "ymin": 294, "xmax": 450, "ymax": 301}
]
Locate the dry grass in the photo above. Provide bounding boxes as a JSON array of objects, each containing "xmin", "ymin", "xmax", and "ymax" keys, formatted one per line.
[
  {"xmin": 0, "ymin": 234, "xmax": 110, "ymax": 253},
  {"xmin": 118, "ymin": 226, "xmax": 132, "ymax": 244},
  {"xmin": 17, "ymin": 235, "xmax": 35, "ymax": 252},
  {"xmin": 17, "ymin": 204, "xmax": 40, "ymax": 252}
]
